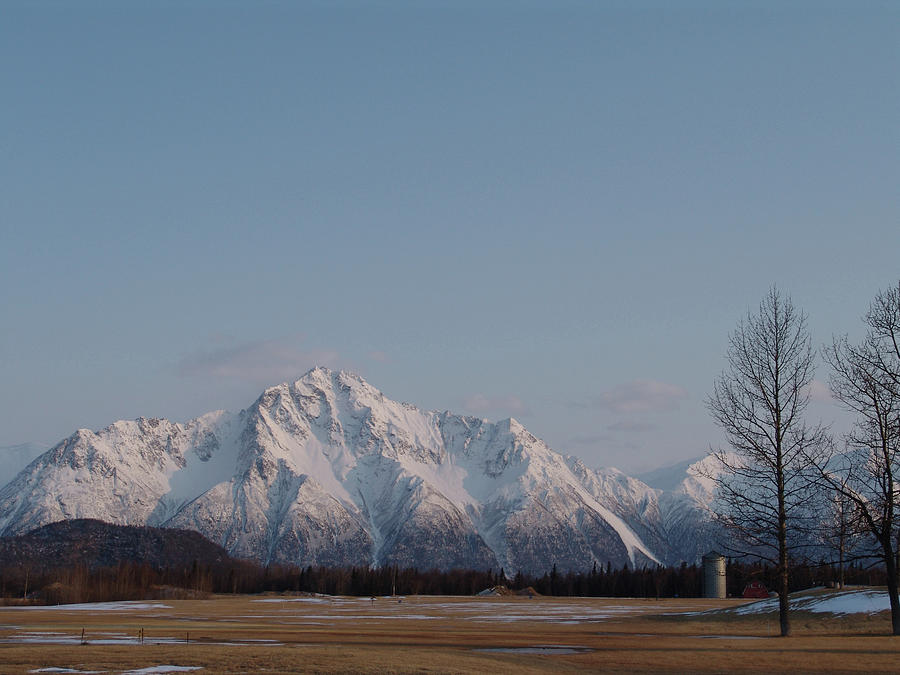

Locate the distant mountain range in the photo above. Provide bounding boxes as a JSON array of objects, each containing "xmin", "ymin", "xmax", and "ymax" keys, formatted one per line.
[
  {"xmin": 636, "ymin": 456, "xmax": 705, "ymax": 492},
  {"xmin": 0, "ymin": 368, "xmax": 721, "ymax": 573}
]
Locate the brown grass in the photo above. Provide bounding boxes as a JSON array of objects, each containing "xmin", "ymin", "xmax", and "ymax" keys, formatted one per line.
[{"xmin": 0, "ymin": 594, "xmax": 897, "ymax": 673}]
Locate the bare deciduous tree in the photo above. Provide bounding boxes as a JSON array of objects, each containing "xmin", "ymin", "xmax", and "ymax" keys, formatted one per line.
[
  {"xmin": 706, "ymin": 287, "xmax": 826, "ymax": 637},
  {"xmin": 818, "ymin": 480, "xmax": 864, "ymax": 589},
  {"xmin": 812, "ymin": 282, "xmax": 900, "ymax": 634}
]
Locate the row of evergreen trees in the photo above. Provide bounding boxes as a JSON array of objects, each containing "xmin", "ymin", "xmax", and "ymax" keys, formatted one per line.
[{"xmin": 0, "ymin": 558, "xmax": 886, "ymax": 605}]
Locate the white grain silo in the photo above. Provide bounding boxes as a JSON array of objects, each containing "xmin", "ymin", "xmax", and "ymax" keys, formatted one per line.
[{"xmin": 702, "ymin": 551, "xmax": 726, "ymax": 598}]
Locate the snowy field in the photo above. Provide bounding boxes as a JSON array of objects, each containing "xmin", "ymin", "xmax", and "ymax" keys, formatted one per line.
[
  {"xmin": 0, "ymin": 595, "xmax": 701, "ymax": 647},
  {"xmin": 28, "ymin": 668, "xmax": 201, "ymax": 674},
  {"xmin": 0, "ymin": 592, "xmax": 898, "ymax": 674},
  {"xmin": 730, "ymin": 587, "xmax": 891, "ymax": 616}
]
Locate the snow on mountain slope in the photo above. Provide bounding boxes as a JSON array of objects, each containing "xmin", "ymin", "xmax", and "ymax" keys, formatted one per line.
[
  {"xmin": 654, "ymin": 453, "xmax": 731, "ymax": 564},
  {"xmin": 569, "ymin": 460, "xmax": 669, "ymax": 563},
  {"xmin": 0, "ymin": 368, "xmax": 721, "ymax": 571},
  {"xmin": 636, "ymin": 456, "xmax": 705, "ymax": 492},
  {"xmin": 0, "ymin": 412, "xmax": 234, "ymax": 536}
]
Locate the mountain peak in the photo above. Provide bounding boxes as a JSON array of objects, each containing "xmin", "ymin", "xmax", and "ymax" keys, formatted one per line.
[
  {"xmin": 286, "ymin": 366, "xmax": 374, "ymax": 395},
  {"xmin": 299, "ymin": 364, "xmax": 335, "ymax": 381},
  {"xmin": 0, "ymin": 371, "xmax": 717, "ymax": 571}
]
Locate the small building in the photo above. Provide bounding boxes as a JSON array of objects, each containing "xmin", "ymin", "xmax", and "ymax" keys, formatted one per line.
[
  {"xmin": 742, "ymin": 580, "xmax": 769, "ymax": 599},
  {"xmin": 702, "ymin": 551, "xmax": 727, "ymax": 598}
]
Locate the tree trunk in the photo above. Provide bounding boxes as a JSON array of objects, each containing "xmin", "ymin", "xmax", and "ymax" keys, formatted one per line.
[
  {"xmin": 838, "ymin": 542, "xmax": 844, "ymax": 589},
  {"xmin": 883, "ymin": 539, "xmax": 900, "ymax": 636},
  {"xmin": 778, "ymin": 468, "xmax": 791, "ymax": 636},
  {"xmin": 777, "ymin": 445, "xmax": 791, "ymax": 637},
  {"xmin": 778, "ymin": 555, "xmax": 791, "ymax": 636}
]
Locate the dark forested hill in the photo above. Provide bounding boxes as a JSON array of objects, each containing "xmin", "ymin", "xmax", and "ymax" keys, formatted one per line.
[{"xmin": 0, "ymin": 518, "xmax": 234, "ymax": 572}]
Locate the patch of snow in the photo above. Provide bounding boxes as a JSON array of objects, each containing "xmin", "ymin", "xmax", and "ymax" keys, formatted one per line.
[
  {"xmin": 9, "ymin": 602, "xmax": 171, "ymax": 612},
  {"xmin": 252, "ymin": 597, "xmax": 333, "ymax": 604},
  {"xmin": 734, "ymin": 589, "xmax": 890, "ymax": 616},
  {"xmin": 691, "ymin": 635, "xmax": 764, "ymax": 639},
  {"xmin": 253, "ymin": 614, "xmax": 436, "ymax": 621},
  {"xmin": 474, "ymin": 645, "xmax": 593, "ymax": 655},
  {"xmin": 121, "ymin": 668, "xmax": 202, "ymax": 675},
  {"xmin": 804, "ymin": 590, "xmax": 889, "ymax": 614}
]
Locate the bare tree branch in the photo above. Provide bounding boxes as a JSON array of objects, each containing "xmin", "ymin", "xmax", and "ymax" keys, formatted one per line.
[
  {"xmin": 808, "ymin": 281, "xmax": 900, "ymax": 635},
  {"xmin": 705, "ymin": 287, "xmax": 826, "ymax": 637}
]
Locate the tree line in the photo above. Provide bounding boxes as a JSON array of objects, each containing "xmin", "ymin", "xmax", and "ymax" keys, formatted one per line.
[{"xmin": 0, "ymin": 556, "xmax": 882, "ymax": 606}]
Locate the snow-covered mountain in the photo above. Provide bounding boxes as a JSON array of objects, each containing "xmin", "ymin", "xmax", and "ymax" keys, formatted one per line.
[
  {"xmin": 637, "ymin": 456, "xmax": 704, "ymax": 492},
  {"xmin": 0, "ymin": 368, "xmax": 717, "ymax": 573}
]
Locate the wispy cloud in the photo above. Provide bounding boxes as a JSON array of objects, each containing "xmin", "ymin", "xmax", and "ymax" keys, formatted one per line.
[
  {"xmin": 463, "ymin": 393, "xmax": 532, "ymax": 418},
  {"xmin": 805, "ymin": 378, "xmax": 832, "ymax": 403},
  {"xmin": 593, "ymin": 379, "xmax": 689, "ymax": 414},
  {"xmin": 368, "ymin": 350, "xmax": 389, "ymax": 363},
  {"xmin": 567, "ymin": 433, "xmax": 640, "ymax": 454},
  {"xmin": 567, "ymin": 433, "xmax": 615, "ymax": 447},
  {"xmin": 177, "ymin": 337, "xmax": 341, "ymax": 387},
  {"xmin": 608, "ymin": 420, "xmax": 658, "ymax": 433}
]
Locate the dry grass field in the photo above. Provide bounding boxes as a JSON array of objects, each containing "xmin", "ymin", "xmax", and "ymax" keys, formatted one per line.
[{"xmin": 0, "ymin": 592, "xmax": 898, "ymax": 674}]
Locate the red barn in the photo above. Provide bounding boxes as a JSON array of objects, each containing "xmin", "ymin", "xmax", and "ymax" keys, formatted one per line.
[{"xmin": 742, "ymin": 581, "xmax": 769, "ymax": 598}]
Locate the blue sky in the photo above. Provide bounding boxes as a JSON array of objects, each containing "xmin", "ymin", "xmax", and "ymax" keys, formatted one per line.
[{"xmin": 2, "ymin": 1, "xmax": 898, "ymax": 473}]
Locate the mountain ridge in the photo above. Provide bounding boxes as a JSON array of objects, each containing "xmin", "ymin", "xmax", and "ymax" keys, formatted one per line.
[{"xmin": 0, "ymin": 367, "xmax": 716, "ymax": 572}]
